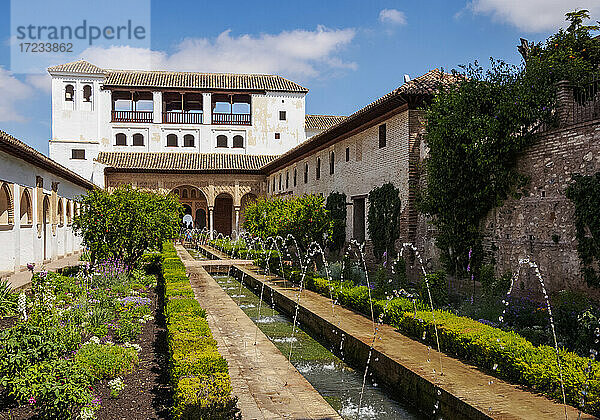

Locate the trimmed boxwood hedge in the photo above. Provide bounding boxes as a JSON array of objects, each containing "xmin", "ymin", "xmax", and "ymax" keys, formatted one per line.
[
  {"xmin": 161, "ymin": 242, "xmax": 239, "ymax": 419},
  {"xmin": 209, "ymin": 238, "xmax": 600, "ymax": 415}
]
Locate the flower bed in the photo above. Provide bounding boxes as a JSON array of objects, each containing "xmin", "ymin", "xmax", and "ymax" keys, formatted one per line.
[
  {"xmin": 161, "ymin": 242, "xmax": 239, "ymax": 419},
  {"xmin": 207, "ymin": 237, "xmax": 600, "ymax": 415},
  {"xmin": 0, "ymin": 258, "xmax": 162, "ymax": 419}
]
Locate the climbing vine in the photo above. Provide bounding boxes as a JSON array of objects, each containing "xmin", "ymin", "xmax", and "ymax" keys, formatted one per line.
[
  {"xmin": 325, "ymin": 191, "xmax": 347, "ymax": 253},
  {"xmin": 367, "ymin": 182, "xmax": 401, "ymax": 260},
  {"xmin": 420, "ymin": 10, "xmax": 600, "ymax": 276},
  {"xmin": 566, "ymin": 173, "xmax": 600, "ymax": 288}
]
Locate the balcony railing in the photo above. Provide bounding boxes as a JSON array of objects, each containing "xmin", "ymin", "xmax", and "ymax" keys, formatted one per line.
[
  {"xmin": 212, "ymin": 112, "xmax": 251, "ymax": 125},
  {"xmin": 111, "ymin": 110, "xmax": 153, "ymax": 123},
  {"xmin": 162, "ymin": 112, "xmax": 203, "ymax": 124}
]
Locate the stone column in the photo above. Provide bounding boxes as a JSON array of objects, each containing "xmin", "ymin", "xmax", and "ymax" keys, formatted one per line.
[
  {"xmin": 234, "ymin": 206, "xmax": 240, "ymax": 238},
  {"xmin": 153, "ymin": 91, "xmax": 162, "ymax": 123},
  {"xmin": 202, "ymin": 93, "xmax": 212, "ymax": 125},
  {"xmin": 209, "ymin": 206, "xmax": 214, "ymax": 239},
  {"xmin": 556, "ymin": 80, "xmax": 574, "ymax": 128},
  {"xmin": 36, "ymin": 176, "xmax": 43, "ymax": 238}
]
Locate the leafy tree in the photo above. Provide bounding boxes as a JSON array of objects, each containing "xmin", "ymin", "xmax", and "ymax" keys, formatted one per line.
[
  {"xmin": 325, "ymin": 192, "xmax": 347, "ymax": 253},
  {"xmin": 242, "ymin": 194, "xmax": 333, "ymax": 249},
  {"xmin": 420, "ymin": 10, "xmax": 600, "ymax": 276},
  {"xmin": 367, "ymin": 182, "xmax": 401, "ymax": 260},
  {"xmin": 73, "ymin": 185, "xmax": 181, "ymax": 268}
]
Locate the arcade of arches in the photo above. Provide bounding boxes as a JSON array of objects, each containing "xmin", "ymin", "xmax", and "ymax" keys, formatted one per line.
[{"xmin": 104, "ymin": 172, "xmax": 263, "ymax": 237}]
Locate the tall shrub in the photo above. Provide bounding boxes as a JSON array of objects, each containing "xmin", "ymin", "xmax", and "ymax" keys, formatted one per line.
[
  {"xmin": 420, "ymin": 10, "xmax": 599, "ymax": 276},
  {"xmin": 242, "ymin": 194, "xmax": 333, "ymax": 249},
  {"xmin": 325, "ymin": 192, "xmax": 347, "ymax": 253},
  {"xmin": 367, "ymin": 182, "xmax": 401, "ymax": 260},
  {"xmin": 73, "ymin": 185, "xmax": 181, "ymax": 267}
]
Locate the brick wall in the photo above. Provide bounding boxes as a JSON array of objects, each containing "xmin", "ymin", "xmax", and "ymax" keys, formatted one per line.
[
  {"xmin": 267, "ymin": 109, "xmax": 421, "ymax": 251},
  {"xmin": 482, "ymin": 118, "xmax": 600, "ymax": 296}
]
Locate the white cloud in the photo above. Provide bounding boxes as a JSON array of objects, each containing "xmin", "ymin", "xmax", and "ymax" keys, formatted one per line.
[
  {"xmin": 467, "ymin": 0, "xmax": 600, "ymax": 32},
  {"xmin": 80, "ymin": 26, "xmax": 357, "ymax": 78},
  {"xmin": 26, "ymin": 74, "xmax": 52, "ymax": 93},
  {"xmin": 0, "ymin": 67, "xmax": 35, "ymax": 122},
  {"xmin": 379, "ymin": 9, "xmax": 407, "ymax": 25}
]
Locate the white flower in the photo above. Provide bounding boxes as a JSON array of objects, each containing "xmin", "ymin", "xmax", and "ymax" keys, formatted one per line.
[
  {"xmin": 79, "ymin": 406, "xmax": 96, "ymax": 420},
  {"xmin": 17, "ymin": 293, "xmax": 27, "ymax": 321}
]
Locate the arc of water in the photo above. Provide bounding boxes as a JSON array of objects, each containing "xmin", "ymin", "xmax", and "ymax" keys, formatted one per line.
[
  {"xmin": 499, "ymin": 257, "xmax": 568, "ymax": 420},
  {"xmin": 399, "ymin": 243, "xmax": 444, "ymax": 376}
]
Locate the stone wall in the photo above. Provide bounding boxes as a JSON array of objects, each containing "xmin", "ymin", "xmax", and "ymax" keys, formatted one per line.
[{"xmin": 482, "ymin": 118, "xmax": 600, "ymax": 296}]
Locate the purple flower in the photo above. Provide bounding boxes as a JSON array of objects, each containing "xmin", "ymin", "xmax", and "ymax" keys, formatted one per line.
[{"xmin": 27, "ymin": 262, "xmax": 35, "ymax": 272}]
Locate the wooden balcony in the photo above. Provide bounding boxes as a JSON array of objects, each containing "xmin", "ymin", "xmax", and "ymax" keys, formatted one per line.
[
  {"xmin": 212, "ymin": 113, "xmax": 251, "ymax": 125},
  {"xmin": 111, "ymin": 110, "xmax": 153, "ymax": 123},
  {"xmin": 162, "ymin": 112, "xmax": 203, "ymax": 124}
]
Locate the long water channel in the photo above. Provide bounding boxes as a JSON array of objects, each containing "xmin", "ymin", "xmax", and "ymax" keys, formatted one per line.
[{"xmin": 204, "ymin": 265, "xmax": 423, "ymax": 419}]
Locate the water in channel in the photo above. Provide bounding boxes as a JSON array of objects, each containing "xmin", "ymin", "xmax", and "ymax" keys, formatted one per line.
[{"xmin": 211, "ymin": 274, "xmax": 422, "ymax": 420}]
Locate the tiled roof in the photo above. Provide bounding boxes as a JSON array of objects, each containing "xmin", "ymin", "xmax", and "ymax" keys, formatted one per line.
[
  {"xmin": 96, "ymin": 152, "xmax": 278, "ymax": 172},
  {"xmin": 305, "ymin": 114, "xmax": 347, "ymax": 130},
  {"xmin": 104, "ymin": 71, "xmax": 308, "ymax": 93},
  {"xmin": 47, "ymin": 60, "xmax": 106, "ymax": 75},
  {"xmin": 47, "ymin": 60, "xmax": 308, "ymax": 93},
  {"xmin": 0, "ymin": 130, "xmax": 95, "ymax": 189},
  {"xmin": 262, "ymin": 69, "xmax": 459, "ymax": 173}
]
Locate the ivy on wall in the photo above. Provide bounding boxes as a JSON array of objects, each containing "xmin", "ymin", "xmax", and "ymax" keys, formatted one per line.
[
  {"xmin": 566, "ymin": 173, "xmax": 600, "ymax": 287},
  {"xmin": 325, "ymin": 191, "xmax": 347, "ymax": 253},
  {"xmin": 367, "ymin": 182, "xmax": 401, "ymax": 260}
]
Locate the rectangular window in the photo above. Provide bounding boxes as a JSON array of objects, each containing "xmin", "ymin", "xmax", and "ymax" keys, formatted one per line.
[
  {"xmin": 286, "ymin": 171, "xmax": 289, "ymax": 189},
  {"xmin": 379, "ymin": 124, "xmax": 386, "ymax": 148},
  {"xmin": 279, "ymin": 111, "xmax": 286, "ymax": 120},
  {"xmin": 294, "ymin": 168, "xmax": 297, "ymax": 186},
  {"xmin": 71, "ymin": 149, "xmax": 85, "ymax": 160},
  {"xmin": 345, "ymin": 146, "xmax": 350, "ymax": 162},
  {"xmin": 316, "ymin": 157, "xmax": 321, "ymax": 180},
  {"xmin": 304, "ymin": 164, "xmax": 308, "ymax": 184},
  {"xmin": 329, "ymin": 151, "xmax": 335, "ymax": 175},
  {"xmin": 353, "ymin": 197, "xmax": 366, "ymax": 243},
  {"xmin": 279, "ymin": 174, "xmax": 282, "ymax": 190},
  {"xmin": 275, "ymin": 132, "xmax": 281, "ymax": 140}
]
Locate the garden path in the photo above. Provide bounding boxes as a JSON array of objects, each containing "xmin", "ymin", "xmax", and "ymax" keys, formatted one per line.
[
  {"xmin": 176, "ymin": 245, "xmax": 341, "ymax": 420},
  {"xmin": 2, "ymin": 252, "xmax": 82, "ymax": 290}
]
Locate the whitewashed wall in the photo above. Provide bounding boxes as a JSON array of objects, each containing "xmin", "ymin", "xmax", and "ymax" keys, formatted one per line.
[{"xmin": 0, "ymin": 150, "xmax": 89, "ymax": 273}]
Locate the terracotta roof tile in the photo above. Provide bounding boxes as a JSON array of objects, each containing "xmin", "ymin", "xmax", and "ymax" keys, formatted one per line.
[
  {"xmin": 96, "ymin": 152, "xmax": 278, "ymax": 172},
  {"xmin": 305, "ymin": 114, "xmax": 347, "ymax": 130},
  {"xmin": 47, "ymin": 60, "xmax": 106, "ymax": 75},
  {"xmin": 0, "ymin": 130, "xmax": 95, "ymax": 189},
  {"xmin": 48, "ymin": 60, "xmax": 308, "ymax": 92}
]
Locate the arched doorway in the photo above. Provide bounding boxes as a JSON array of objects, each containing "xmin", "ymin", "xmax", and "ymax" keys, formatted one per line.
[
  {"xmin": 214, "ymin": 193, "xmax": 233, "ymax": 236},
  {"xmin": 172, "ymin": 185, "xmax": 208, "ymax": 229},
  {"xmin": 195, "ymin": 208, "xmax": 206, "ymax": 230}
]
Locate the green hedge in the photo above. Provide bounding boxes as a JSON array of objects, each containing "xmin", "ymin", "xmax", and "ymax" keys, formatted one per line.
[
  {"xmin": 209, "ymin": 238, "xmax": 600, "ymax": 415},
  {"xmin": 161, "ymin": 242, "xmax": 239, "ymax": 419}
]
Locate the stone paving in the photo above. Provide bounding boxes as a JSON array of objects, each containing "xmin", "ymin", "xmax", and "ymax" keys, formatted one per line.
[
  {"xmin": 198, "ymin": 244, "xmax": 597, "ymax": 420},
  {"xmin": 176, "ymin": 245, "xmax": 341, "ymax": 420},
  {"xmin": 3, "ymin": 252, "xmax": 82, "ymax": 290}
]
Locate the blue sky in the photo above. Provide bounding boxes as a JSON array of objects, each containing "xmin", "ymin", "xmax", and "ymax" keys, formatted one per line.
[{"xmin": 0, "ymin": 0, "xmax": 598, "ymax": 154}]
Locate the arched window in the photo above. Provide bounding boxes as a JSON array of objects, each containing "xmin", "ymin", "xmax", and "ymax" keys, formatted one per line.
[
  {"xmin": 65, "ymin": 84, "xmax": 74, "ymax": 101},
  {"xmin": 66, "ymin": 200, "xmax": 72, "ymax": 225},
  {"xmin": 20, "ymin": 188, "xmax": 32, "ymax": 225},
  {"xmin": 182, "ymin": 189, "xmax": 188, "ymax": 198},
  {"xmin": 57, "ymin": 199, "xmax": 64, "ymax": 227},
  {"xmin": 190, "ymin": 189, "xmax": 196, "ymax": 198},
  {"xmin": 183, "ymin": 134, "xmax": 195, "ymax": 147},
  {"xmin": 217, "ymin": 135, "xmax": 228, "ymax": 148},
  {"xmin": 0, "ymin": 183, "xmax": 13, "ymax": 225},
  {"xmin": 232, "ymin": 135, "xmax": 244, "ymax": 148},
  {"xmin": 132, "ymin": 133, "xmax": 144, "ymax": 146},
  {"xmin": 83, "ymin": 85, "xmax": 92, "ymax": 102},
  {"xmin": 167, "ymin": 134, "xmax": 178, "ymax": 147},
  {"xmin": 115, "ymin": 133, "xmax": 127, "ymax": 146}
]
